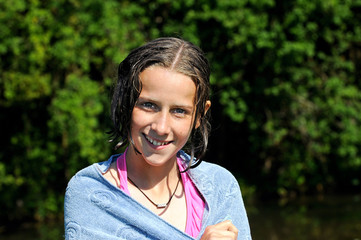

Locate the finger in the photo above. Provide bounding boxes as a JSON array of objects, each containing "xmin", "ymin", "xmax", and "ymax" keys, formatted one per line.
[
  {"xmin": 202, "ymin": 225, "xmax": 238, "ymax": 240},
  {"xmin": 224, "ymin": 221, "xmax": 238, "ymax": 235},
  {"xmin": 206, "ymin": 220, "xmax": 239, "ymax": 238},
  {"xmin": 213, "ymin": 220, "xmax": 236, "ymax": 231}
]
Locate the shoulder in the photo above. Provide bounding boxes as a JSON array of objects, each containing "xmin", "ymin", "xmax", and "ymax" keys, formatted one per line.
[
  {"xmin": 65, "ymin": 154, "xmax": 120, "ymax": 195},
  {"xmin": 192, "ymin": 161, "xmax": 239, "ymax": 191},
  {"xmin": 64, "ymin": 154, "xmax": 122, "ymax": 223},
  {"xmin": 198, "ymin": 161, "xmax": 233, "ymax": 175},
  {"xmin": 178, "ymin": 151, "xmax": 239, "ymax": 194}
]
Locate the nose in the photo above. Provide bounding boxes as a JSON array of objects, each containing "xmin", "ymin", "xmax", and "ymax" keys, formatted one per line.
[{"xmin": 151, "ymin": 111, "xmax": 171, "ymax": 135}]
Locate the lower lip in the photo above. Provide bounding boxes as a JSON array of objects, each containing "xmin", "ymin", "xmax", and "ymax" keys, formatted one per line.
[{"xmin": 143, "ymin": 134, "xmax": 170, "ymax": 150}]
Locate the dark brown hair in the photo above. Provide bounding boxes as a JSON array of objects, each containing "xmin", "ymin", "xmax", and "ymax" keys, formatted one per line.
[{"xmin": 110, "ymin": 37, "xmax": 211, "ymax": 169}]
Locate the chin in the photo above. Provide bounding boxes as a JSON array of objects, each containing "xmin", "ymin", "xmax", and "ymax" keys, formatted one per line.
[{"xmin": 141, "ymin": 152, "xmax": 178, "ymax": 167}]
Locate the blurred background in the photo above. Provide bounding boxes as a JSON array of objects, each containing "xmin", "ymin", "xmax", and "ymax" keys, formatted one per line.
[{"xmin": 1, "ymin": 0, "xmax": 361, "ymax": 239}]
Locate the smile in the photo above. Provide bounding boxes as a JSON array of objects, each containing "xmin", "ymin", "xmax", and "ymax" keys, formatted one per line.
[{"xmin": 144, "ymin": 134, "xmax": 171, "ymax": 146}]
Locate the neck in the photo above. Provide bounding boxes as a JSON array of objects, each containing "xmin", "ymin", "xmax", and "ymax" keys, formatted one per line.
[{"xmin": 125, "ymin": 146, "xmax": 179, "ymax": 189}]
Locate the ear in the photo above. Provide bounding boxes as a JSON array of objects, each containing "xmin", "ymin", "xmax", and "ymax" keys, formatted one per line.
[{"xmin": 195, "ymin": 100, "xmax": 211, "ymax": 129}]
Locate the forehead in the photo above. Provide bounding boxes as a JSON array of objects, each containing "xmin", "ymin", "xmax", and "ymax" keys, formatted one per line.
[{"xmin": 139, "ymin": 66, "xmax": 196, "ymax": 105}]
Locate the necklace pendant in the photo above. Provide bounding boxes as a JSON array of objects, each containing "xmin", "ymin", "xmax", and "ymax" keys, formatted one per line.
[{"xmin": 156, "ymin": 203, "xmax": 167, "ymax": 208}]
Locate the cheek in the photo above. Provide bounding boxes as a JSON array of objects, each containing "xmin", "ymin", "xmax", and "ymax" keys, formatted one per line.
[
  {"xmin": 130, "ymin": 110, "xmax": 145, "ymax": 131},
  {"xmin": 178, "ymin": 120, "xmax": 194, "ymax": 139}
]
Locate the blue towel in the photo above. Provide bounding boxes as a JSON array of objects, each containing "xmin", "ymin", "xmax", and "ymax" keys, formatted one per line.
[{"xmin": 64, "ymin": 151, "xmax": 252, "ymax": 239}]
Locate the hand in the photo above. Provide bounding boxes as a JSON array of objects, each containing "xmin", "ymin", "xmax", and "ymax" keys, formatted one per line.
[{"xmin": 200, "ymin": 220, "xmax": 238, "ymax": 240}]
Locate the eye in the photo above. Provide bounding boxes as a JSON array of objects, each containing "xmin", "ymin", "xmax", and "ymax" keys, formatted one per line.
[
  {"xmin": 137, "ymin": 100, "xmax": 158, "ymax": 111},
  {"xmin": 174, "ymin": 108, "xmax": 186, "ymax": 113},
  {"xmin": 142, "ymin": 102, "xmax": 155, "ymax": 109},
  {"xmin": 172, "ymin": 108, "xmax": 187, "ymax": 117}
]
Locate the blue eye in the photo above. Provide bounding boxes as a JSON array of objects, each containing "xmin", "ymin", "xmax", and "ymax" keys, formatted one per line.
[
  {"xmin": 142, "ymin": 102, "xmax": 154, "ymax": 108},
  {"xmin": 174, "ymin": 108, "xmax": 186, "ymax": 114},
  {"xmin": 140, "ymin": 102, "xmax": 158, "ymax": 110}
]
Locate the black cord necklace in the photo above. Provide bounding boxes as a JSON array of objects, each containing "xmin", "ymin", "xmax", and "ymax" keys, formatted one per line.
[{"xmin": 127, "ymin": 174, "xmax": 181, "ymax": 209}]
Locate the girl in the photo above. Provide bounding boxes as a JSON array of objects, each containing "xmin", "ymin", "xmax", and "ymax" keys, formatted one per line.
[{"xmin": 64, "ymin": 37, "xmax": 251, "ymax": 240}]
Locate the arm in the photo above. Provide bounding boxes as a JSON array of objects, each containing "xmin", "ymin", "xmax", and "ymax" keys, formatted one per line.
[{"xmin": 196, "ymin": 167, "xmax": 252, "ymax": 240}]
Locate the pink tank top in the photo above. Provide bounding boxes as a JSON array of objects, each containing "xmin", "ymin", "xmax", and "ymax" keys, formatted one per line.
[{"xmin": 116, "ymin": 151, "xmax": 205, "ymax": 238}]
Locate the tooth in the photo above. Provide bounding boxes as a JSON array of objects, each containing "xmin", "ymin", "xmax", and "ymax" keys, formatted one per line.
[{"xmin": 145, "ymin": 135, "xmax": 168, "ymax": 146}]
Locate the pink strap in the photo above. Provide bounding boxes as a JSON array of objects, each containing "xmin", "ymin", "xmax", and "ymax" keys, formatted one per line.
[
  {"xmin": 116, "ymin": 149, "xmax": 130, "ymax": 195},
  {"xmin": 116, "ymin": 151, "xmax": 204, "ymax": 237},
  {"xmin": 177, "ymin": 157, "xmax": 205, "ymax": 237}
]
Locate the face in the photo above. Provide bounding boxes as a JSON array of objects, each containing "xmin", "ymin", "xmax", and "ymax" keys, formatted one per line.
[{"xmin": 128, "ymin": 66, "xmax": 197, "ymax": 167}]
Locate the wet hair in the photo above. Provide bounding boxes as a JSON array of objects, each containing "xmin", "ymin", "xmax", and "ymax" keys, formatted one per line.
[{"xmin": 109, "ymin": 37, "xmax": 211, "ymax": 169}]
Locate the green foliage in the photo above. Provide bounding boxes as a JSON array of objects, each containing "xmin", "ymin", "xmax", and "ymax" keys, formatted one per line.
[
  {"xmin": 193, "ymin": 0, "xmax": 361, "ymax": 197},
  {"xmin": 0, "ymin": 0, "xmax": 147, "ymax": 221},
  {"xmin": 48, "ymin": 74, "xmax": 106, "ymax": 177},
  {"xmin": 1, "ymin": 0, "xmax": 361, "ymax": 222}
]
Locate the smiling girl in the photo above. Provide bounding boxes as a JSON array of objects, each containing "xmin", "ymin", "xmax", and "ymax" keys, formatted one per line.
[{"xmin": 64, "ymin": 37, "xmax": 252, "ymax": 240}]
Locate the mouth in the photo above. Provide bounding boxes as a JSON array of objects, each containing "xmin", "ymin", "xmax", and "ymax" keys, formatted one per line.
[{"xmin": 143, "ymin": 134, "xmax": 172, "ymax": 146}]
